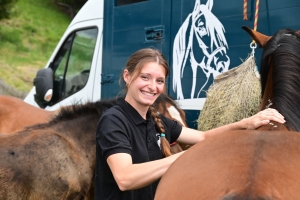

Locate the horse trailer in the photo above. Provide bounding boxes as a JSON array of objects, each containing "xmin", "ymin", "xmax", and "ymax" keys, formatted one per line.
[{"xmin": 24, "ymin": 0, "xmax": 300, "ymax": 128}]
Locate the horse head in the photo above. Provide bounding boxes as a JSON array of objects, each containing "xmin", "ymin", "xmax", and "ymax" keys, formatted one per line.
[
  {"xmin": 242, "ymin": 26, "xmax": 300, "ymax": 131},
  {"xmin": 173, "ymin": 0, "xmax": 230, "ymax": 99},
  {"xmin": 193, "ymin": 0, "xmax": 230, "ymax": 75}
]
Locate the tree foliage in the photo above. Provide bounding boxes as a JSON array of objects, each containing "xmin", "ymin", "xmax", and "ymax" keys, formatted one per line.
[
  {"xmin": 65, "ymin": 0, "xmax": 87, "ymax": 10},
  {"xmin": 56, "ymin": 0, "xmax": 87, "ymax": 19},
  {"xmin": 0, "ymin": 0, "xmax": 18, "ymax": 20}
]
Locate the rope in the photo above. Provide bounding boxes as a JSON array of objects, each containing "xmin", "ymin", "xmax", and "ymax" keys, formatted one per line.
[
  {"xmin": 243, "ymin": 0, "xmax": 260, "ymax": 43},
  {"xmin": 253, "ymin": 0, "xmax": 260, "ymax": 31},
  {"xmin": 243, "ymin": 0, "xmax": 248, "ymax": 20},
  {"xmin": 243, "ymin": 0, "xmax": 259, "ymax": 30}
]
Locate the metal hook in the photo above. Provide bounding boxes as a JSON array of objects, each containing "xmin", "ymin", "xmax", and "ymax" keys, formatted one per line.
[{"xmin": 250, "ymin": 42, "xmax": 257, "ymax": 57}]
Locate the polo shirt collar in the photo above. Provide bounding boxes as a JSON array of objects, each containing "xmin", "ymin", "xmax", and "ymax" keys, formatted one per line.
[{"xmin": 117, "ymin": 98, "xmax": 153, "ymax": 125}]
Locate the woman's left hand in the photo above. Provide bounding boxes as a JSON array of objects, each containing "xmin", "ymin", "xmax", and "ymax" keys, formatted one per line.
[{"xmin": 240, "ymin": 108, "xmax": 285, "ymax": 130}]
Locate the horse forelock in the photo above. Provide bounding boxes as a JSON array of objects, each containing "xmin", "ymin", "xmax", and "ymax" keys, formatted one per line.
[
  {"xmin": 260, "ymin": 29, "xmax": 300, "ymax": 131},
  {"xmin": 199, "ymin": 4, "xmax": 228, "ymax": 50}
]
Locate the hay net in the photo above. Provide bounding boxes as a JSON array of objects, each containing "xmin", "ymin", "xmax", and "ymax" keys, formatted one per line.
[{"xmin": 197, "ymin": 55, "xmax": 261, "ymax": 131}]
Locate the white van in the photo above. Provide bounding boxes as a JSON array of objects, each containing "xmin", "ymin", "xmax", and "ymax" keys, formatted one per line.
[{"xmin": 24, "ymin": 0, "xmax": 300, "ymax": 128}]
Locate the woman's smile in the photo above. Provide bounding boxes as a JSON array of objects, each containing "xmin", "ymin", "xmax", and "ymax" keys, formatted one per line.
[{"xmin": 141, "ymin": 90, "xmax": 156, "ymax": 97}]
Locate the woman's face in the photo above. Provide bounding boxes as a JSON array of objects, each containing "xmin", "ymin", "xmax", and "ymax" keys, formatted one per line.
[{"xmin": 124, "ymin": 61, "xmax": 166, "ymax": 109}]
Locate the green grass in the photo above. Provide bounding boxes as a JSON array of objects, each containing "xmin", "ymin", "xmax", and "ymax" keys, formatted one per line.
[{"xmin": 0, "ymin": 0, "xmax": 71, "ymax": 92}]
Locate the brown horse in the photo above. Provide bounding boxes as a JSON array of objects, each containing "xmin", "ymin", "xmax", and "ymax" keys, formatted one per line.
[
  {"xmin": 0, "ymin": 96, "xmax": 54, "ymax": 133},
  {"xmin": 155, "ymin": 27, "xmax": 300, "ymax": 200},
  {"xmin": 0, "ymin": 94, "xmax": 187, "ymax": 152},
  {"xmin": 0, "ymin": 94, "xmax": 187, "ymax": 199},
  {"xmin": 0, "ymin": 99, "xmax": 115, "ymax": 199}
]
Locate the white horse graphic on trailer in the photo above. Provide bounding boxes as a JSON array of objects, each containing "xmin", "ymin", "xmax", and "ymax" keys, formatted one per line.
[{"xmin": 172, "ymin": 0, "xmax": 230, "ymax": 100}]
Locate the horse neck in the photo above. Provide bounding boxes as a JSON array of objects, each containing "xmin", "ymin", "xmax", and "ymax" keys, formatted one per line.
[
  {"xmin": 258, "ymin": 64, "xmax": 290, "ymax": 131},
  {"xmin": 62, "ymin": 113, "xmax": 98, "ymax": 139},
  {"xmin": 54, "ymin": 114, "xmax": 99, "ymax": 161},
  {"xmin": 258, "ymin": 48, "xmax": 300, "ymax": 131}
]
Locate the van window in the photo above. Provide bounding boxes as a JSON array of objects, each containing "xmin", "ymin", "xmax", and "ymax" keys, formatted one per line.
[
  {"xmin": 50, "ymin": 28, "xmax": 98, "ymax": 105},
  {"xmin": 116, "ymin": 0, "xmax": 147, "ymax": 6}
]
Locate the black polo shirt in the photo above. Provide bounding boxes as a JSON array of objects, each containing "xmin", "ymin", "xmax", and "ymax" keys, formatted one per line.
[{"xmin": 95, "ymin": 98, "xmax": 182, "ymax": 200}]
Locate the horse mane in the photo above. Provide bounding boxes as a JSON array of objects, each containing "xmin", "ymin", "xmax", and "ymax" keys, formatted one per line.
[
  {"xmin": 23, "ymin": 98, "xmax": 117, "ymax": 130},
  {"xmin": 50, "ymin": 99, "xmax": 117, "ymax": 124},
  {"xmin": 260, "ymin": 28, "xmax": 300, "ymax": 131}
]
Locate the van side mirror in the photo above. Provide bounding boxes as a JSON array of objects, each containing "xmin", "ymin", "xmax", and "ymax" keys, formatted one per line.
[{"xmin": 33, "ymin": 68, "xmax": 54, "ymax": 108}]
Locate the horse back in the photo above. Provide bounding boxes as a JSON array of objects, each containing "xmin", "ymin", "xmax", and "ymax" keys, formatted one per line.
[
  {"xmin": 155, "ymin": 130, "xmax": 300, "ymax": 200},
  {"xmin": 0, "ymin": 126, "xmax": 94, "ymax": 199},
  {"xmin": 0, "ymin": 95, "xmax": 54, "ymax": 133}
]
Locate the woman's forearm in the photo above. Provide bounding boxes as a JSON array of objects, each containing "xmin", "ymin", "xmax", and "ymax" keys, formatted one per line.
[{"xmin": 107, "ymin": 151, "xmax": 185, "ymax": 191}]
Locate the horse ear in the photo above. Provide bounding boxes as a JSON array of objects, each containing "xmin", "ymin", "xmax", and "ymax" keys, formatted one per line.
[
  {"xmin": 242, "ymin": 26, "xmax": 271, "ymax": 48},
  {"xmin": 206, "ymin": 0, "xmax": 213, "ymax": 11},
  {"xmin": 193, "ymin": 0, "xmax": 200, "ymax": 13}
]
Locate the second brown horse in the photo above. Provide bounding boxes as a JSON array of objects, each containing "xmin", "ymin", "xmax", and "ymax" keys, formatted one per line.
[{"xmin": 155, "ymin": 27, "xmax": 300, "ymax": 200}]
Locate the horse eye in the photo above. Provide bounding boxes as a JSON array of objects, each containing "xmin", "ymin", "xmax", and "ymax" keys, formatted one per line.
[{"xmin": 197, "ymin": 19, "xmax": 204, "ymax": 27}]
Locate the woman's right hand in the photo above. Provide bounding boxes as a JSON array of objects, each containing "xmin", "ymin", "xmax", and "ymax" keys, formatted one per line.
[{"xmin": 239, "ymin": 108, "xmax": 285, "ymax": 130}]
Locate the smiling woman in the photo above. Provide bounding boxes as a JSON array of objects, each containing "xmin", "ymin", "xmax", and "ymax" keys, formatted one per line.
[
  {"xmin": 95, "ymin": 48, "xmax": 183, "ymax": 200},
  {"xmin": 95, "ymin": 47, "xmax": 285, "ymax": 200}
]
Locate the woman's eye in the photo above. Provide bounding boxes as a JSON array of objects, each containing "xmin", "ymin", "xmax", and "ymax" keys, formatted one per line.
[
  {"xmin": 141, "ymin": 75, "xmax": 148, "ymax": 80},
  {"xmin": 157, "ymin": 79, "xmax": 165, "ymax": 84}
]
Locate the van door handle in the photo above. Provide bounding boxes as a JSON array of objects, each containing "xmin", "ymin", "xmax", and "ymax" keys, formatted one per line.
[
  {"xmin": 145, "ymin": 26, "xmax": 164, "ymax": 42},
  {"xmin": 101, "ymin": 74, "xmax": 114, "ymax": 84}
]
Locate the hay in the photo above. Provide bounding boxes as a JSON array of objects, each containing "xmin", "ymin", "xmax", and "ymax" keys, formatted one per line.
[{"xmin": 197, "ymin": 56, "xmax": 261, "ymax": 131}]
